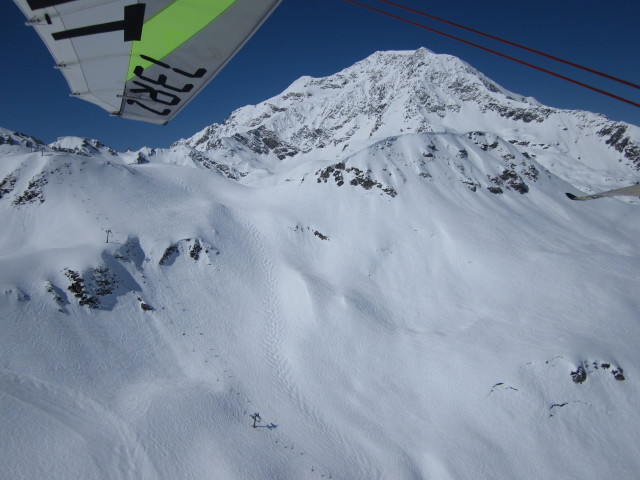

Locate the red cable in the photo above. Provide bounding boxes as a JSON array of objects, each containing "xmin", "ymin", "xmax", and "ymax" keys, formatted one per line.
[
  {"xmin": 342, "ymin": 0, "xmax": 640, "ymax": 108},
  {"xmin": 380, "ymin": 0, "xmax": 640, "ymax": 90}
]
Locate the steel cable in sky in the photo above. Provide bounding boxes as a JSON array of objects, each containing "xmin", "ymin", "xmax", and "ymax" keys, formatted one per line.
[
  {"xmin": 343, "ymin": 0, "xmax": 640, "ymax": 109},
  {"xmin": 380, "ymin": 0, "xmax": 640, "ymax": 91}
]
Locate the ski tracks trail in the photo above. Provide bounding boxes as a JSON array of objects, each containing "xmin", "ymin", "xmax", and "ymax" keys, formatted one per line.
[
  {"xmin": 239, "ymin": 214, "xmax": 378, "ymax": 479},
  {"xmin": 0, "ymin": 369, "xmax": 159, "ymax": 480}
]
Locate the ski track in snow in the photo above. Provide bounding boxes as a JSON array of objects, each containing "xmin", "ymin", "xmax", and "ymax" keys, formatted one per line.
[
  {"xmin": 142, "ymin": 235, "xmax": 331, "ymax": 479},
  {"xmin": 240, "ymin": 214, "xmax": 376, "ymax": 479}
]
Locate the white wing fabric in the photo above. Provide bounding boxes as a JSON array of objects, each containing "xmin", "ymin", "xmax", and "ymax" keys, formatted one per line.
[{"xmin": 13, "ymin": 0, "xmax": 282, "ymax": 124}]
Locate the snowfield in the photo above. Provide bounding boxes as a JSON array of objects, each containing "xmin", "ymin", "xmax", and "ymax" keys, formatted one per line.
[{"xmin": 1, "ymin": 49, "xmax": 639, "ymax": 479}]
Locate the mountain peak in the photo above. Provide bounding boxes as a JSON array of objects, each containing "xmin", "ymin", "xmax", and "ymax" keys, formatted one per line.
[
  {"xmin": 173, "ymin": 48, "xmax": 639, "ymax": 192},
  {"xmin": 179, "ymin": 48, "xmax": 557, "ymax": 157},
  {"xmin": 49, "ymin": 137, "xmax": 118, "ymax": 157},
  {"xmin": 0, "ymin": 127, "xmax": 44, "ymax": 149}
]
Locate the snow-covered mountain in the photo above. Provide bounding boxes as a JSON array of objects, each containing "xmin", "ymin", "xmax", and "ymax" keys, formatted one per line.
[
  {"xmin": 179, "ymin": 49, "xmax": 639, "ymax": 183},
  {"xmin": 1, "ymin": 49, "xmax": 639, "ymax": 480}
]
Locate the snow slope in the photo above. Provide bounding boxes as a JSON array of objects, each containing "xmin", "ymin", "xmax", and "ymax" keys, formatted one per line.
[{"xmin": 1, "ymin": 50, "xmax": 639, "ymax": 479}]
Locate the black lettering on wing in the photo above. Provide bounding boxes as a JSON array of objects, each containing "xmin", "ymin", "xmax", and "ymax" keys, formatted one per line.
[
  {"xmin": 139, "ymin": 55, "xmax": 207, "ymax": 79},
  {"xmin": 133, "ymin": 66, "xmax": 194, "ymax": 93},
  {"xmin": 130, "ymin": 81, "xmax": 181, "ymax": 106},
  {"xmin": 125, "ymin": 99, "xmax": 170, "ymax": 117}
]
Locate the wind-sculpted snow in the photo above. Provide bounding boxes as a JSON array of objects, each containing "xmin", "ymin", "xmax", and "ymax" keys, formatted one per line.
[{"xmin": 1, "ymin": 49, "xmax": 640, "ymax": 480}]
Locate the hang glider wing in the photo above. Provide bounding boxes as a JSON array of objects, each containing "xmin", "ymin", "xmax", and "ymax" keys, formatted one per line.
[
  {"xmin": 13, "ymin": 0, "xmax": 282, "ymax": 124},
  {"xmin": 566, "ymin": 184, "xmax": 640, "ymax": 201}
]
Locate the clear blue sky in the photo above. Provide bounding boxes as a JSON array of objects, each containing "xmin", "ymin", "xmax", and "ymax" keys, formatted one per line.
[{"xmin": 2, "ymin": 0, "xmax": 638, "ymax": 151}]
